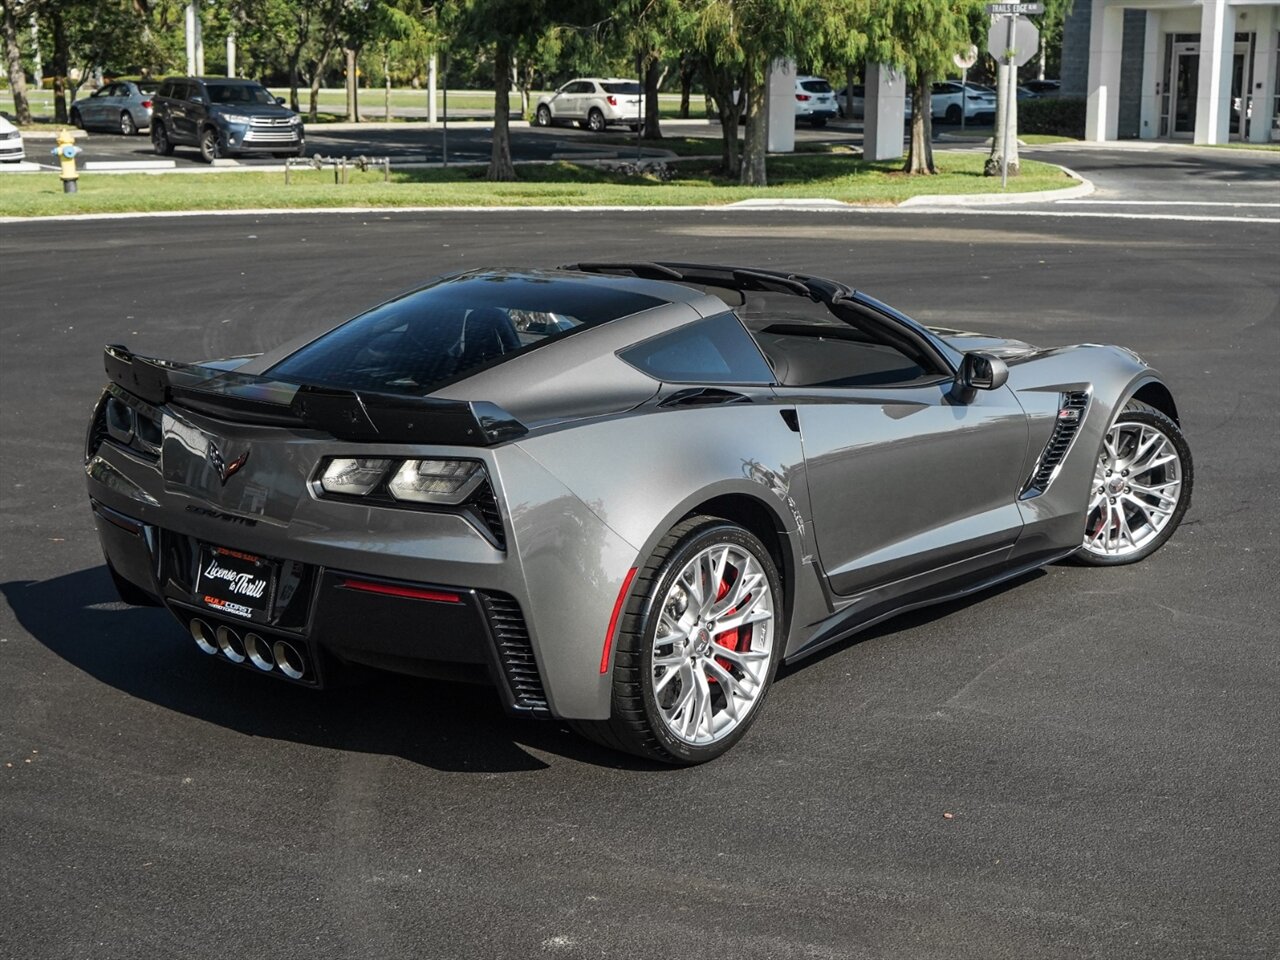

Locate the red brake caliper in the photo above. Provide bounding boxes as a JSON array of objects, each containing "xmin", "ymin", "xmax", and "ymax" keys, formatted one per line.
[{"xmin": 710, "ymin": 574, "xmax": 750, "ymax": 679}]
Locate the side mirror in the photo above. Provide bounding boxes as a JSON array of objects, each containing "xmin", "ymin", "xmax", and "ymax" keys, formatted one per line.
[
  {"xmin": 190, "ymin": 94, "xmax": 205, "ymax": 104},
  {"xmin": 952, "ymin": 351, "xmax": 1009, "ymax": 403},
  {"xmin": 276, "ymin": 96, "xmax": 285, "ymax": 105}
]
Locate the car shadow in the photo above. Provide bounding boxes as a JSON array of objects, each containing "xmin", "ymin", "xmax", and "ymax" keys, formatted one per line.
[
  {"xmin": 775, "ymin": 567, "xmax": 1046, "ymax": 679},
  {"xmin": 1, "ymin": 566, "xmax": 665, "ymax": 774}
]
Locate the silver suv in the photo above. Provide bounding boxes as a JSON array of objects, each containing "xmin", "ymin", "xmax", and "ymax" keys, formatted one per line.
[{"xmin": 534, "ymin": 79, "xmax": 641, "ymax": 132}]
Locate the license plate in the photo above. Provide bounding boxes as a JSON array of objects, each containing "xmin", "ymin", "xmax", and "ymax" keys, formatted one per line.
[{"xmin": 197, "ymin": 545, "xmax": 275, "ymax": 619}]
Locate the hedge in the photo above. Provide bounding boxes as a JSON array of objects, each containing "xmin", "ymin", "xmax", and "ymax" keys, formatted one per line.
[{"xmin": 1019, "ymin": 96, "xmax": 1086, "ymax": 139}]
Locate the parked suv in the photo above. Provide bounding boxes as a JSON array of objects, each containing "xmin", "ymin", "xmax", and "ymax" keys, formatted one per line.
[
  {"xmin": 794, "ymin": 76, "xmax": 838, "ymax": 127},
  {"xmin": 151, "ymin": 77, "xmax": 304, "ymax": 163},
  {"xmin": 534, "ymin": 79, "xmax": 640, "ymax": 132}
]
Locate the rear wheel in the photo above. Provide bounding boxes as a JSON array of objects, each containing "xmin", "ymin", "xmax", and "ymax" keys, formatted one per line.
[
  {"xmin": 119, "ymin": 111, "xmax": 137, "ymax": 136},
  {"xmin": 945, "ymin": 104, "xmax": 962, "ymax": 124},
  {"xmin": 810, "ymin": 116, "xmax": 827, "ymax": 128},
  {"xmin": 152, "ymin": 122, "xmax": 174, "ymax": 156},
  {"xmin": 569, "ymin": 516, "xmax": 783, "ymax": 764},
  {"xmin": 1076, "ymin": 400, "xmax": 1193, "ymax": 565},
  {"xmin": 587, "ymin": 107, "xmax": 606, "ymax": 132}
]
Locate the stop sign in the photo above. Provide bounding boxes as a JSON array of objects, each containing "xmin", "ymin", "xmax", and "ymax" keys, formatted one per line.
[{"xmin": 987, "ymin": 17, "xmax": 1040, "ymax": 67}]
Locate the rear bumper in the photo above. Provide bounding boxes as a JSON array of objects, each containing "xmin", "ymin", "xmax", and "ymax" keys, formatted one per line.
[{"xmin": 90, "ymin": 498, "xmax": 550, "ymax": 716}]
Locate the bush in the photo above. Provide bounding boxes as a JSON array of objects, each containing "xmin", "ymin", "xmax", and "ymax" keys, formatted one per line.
[{"xmin": 1019, "ymin": 96, "xmax": 1086, "ymax": 138}]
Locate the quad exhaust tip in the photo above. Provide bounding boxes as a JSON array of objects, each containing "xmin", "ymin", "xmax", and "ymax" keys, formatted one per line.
[
  {"xmin": 273, "ymin": 640, "xmax": 305, "ymax": 680},
  {"xmin": 244, "ymin": 632, "xmax": 275, "ymax": 672},
  {"xmin": 190, "ymin": 619, "xmax": 218, "ymax": 655}
]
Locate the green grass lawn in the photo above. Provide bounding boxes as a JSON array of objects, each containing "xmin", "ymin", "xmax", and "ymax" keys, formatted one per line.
[{"xmin": 0, "ymin": 153, "xmax": 1074, "ymax": 218}]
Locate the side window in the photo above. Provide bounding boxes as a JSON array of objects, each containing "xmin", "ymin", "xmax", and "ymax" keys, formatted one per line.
[
  {"xmin": 157, "ymin": 81, "xmax": 173, "ymax": 100},
  {"xmin": 618, "ymin": 313, "xmax": 775, "ymax": 385},
  {"xmin": 748, "ymin": 321, "xmax": 932, "ymax": 388},
  {"xmin": 187, "ymin": 83, "xmax": 205, "ymax": 103}
]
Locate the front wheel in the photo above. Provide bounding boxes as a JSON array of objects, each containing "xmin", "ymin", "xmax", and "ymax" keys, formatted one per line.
[
  {"xmin": 71, "ymin": 108, "xmax": 84, "ymax": 129},
  {"xmin": 534, "ymin": 105, "xmax": 551, "ymax": 127},
  {"xmin": 1076, "ymin": 400, "xmax": 1193, "ymax": 565},
  {"xmin": 569, "ymin": 516, "xmax": 783, "ymax": 764},
  {"xmin": 198, "ymin": 127, "xmax": 221, "ymax": 163}
]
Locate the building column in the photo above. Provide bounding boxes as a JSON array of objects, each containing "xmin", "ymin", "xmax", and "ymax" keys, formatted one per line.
[
  {"xmin": 862, "ymin": 64, "xmax": 905, "ymax": 161},
  {"xmin": 428, "ymin": 54, "xmax": 438, "ymax": 124},
  {"xmin": 226, "ymin": 34, "xmax": 236, "ymax": 78},
  {"xmin": 1194, "ymin": 0, "xmax": 1236, "ymax": 144},
  {"xmin": 1139, "ymin": 10, "xmax": 1162, "ymax": 139},
  {"xmin": 1085, "ymin": 0, "xmax": 1124, "ymax": 141},
  {"xmin": 1247, "ymin": 5, "xmax": 1277, "ymax": 143},
  {"xmin": 767, "ymin": 59, "xmax": 797, "ymax": 153},
  {"xmin": 185, "ymin": 3, "xmax": 204, "ymax": 76}
]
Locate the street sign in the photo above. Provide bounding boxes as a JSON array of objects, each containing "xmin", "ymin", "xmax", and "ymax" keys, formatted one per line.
[
  {"xmin": 986, "ymin": 2, "xmax": 1045, "ymax": 13},
  {"xmin": 953, "ymin": 45, "xmax": 979, "ymax": 70},
  {"xmin": 987, "ymin": 17, "xmax": 1040, "ymax": 66}
]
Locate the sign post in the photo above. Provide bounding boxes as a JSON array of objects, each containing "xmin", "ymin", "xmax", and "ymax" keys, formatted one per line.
[
  {"xmin": 985, "ymin": 3, "xmax": 1041, "ymax": 187},
  {"xmin": 953, "ymin": 45, "xmax": 978, "ymax": 134}
]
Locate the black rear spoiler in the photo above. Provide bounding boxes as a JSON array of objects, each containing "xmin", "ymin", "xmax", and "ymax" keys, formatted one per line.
[{"xmin": 103, "ymin": 345, "xmax": 527, "ymax": 446}]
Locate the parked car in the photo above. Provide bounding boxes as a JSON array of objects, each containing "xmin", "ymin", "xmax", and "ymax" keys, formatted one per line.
[
  {"xmin": 534, "ymin": 79, "xmax": 640, "ymax": 132},
  {"xmin": 71, "ymin": 80, "xmax": 158, "ymax": 135},
  {"xmin": 928, "ymin": 81, "xmax": 997, "ymax": 123},
  {"xmin": 837, "ymin": 84, "xmax": 865, "ymax": 120},
  {"xmin": 150, "ymin": 77, "xmax": 304, "ymax": 163},
  {"xmin": 1022, "ymin": 79, "xmax": 1061, "ymax": 97},
  {"xmin": 0, "ymin": 115, "xmax": 24, "ymax": 163},
  {"xmin": 795, "ymin": 76, "xmax": 838, "ymax": 126},
  {"xmin": 86, "ymin": 262, "xmax": 1192, "ymax": 764}
]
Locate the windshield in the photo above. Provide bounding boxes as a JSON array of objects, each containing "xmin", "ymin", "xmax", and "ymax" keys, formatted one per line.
[
  {"xmin": 207, "ymin": 83, "xmax": 276, "ymax": 105},
  {"xmin": 602, "ymin": 82, "xmax": 641, "ymax": 94},
  {"xmin": 267, "ymin": 272, "xmax": 664, "ymax": 395}
]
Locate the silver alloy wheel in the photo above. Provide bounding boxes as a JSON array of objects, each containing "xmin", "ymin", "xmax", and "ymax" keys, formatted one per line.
[
  {"xmin": 120, "ymin": 111, "xmax": 136, "ymax": 136},
  {"xmin": 1081, "ymin": 418, "xmax": 1183, "ymax": 558},
  {"xmin": 651, "ymin": 543, "xmax": 775, "ymax": 745}
]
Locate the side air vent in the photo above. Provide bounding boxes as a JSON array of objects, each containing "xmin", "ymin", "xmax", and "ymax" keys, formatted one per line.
[
  {"xmin": 1020, "ymin": 391, "xmax": 1090, "ymax": 499},
  {"xmin": 480, "ymin": 592, "xmax": 549, "ymax": 715},
  {"xmin": 464, "ymin": 481, "xmax": 506, "ymax": 549}
]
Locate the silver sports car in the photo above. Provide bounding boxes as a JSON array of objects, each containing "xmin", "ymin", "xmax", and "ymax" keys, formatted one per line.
[{"xmin": 85, "ymin": 263, "xmax": 1193, "ymax": 764}]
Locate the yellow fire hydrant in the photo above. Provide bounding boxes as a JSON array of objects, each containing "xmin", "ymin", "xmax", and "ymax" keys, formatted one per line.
[{"xmin": 52, "ymin": 128, "xmax": 82, "ymax": 194}]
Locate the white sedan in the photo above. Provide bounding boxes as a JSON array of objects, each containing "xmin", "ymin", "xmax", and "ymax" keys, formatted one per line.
[{"xmin": 0, "ymin": 115, "xmax": 25, "ymax": 163}]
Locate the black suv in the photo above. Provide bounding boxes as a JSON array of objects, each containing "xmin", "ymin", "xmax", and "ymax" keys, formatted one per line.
[{"xmin": 151, "ymin": 77, "xmax": 304, "ymax": 163}]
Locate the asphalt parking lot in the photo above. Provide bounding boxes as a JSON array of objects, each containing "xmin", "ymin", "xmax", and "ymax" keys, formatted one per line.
[{"xmin": 2, "ymin": 203, "xmax": 1278, "ymax": 959}]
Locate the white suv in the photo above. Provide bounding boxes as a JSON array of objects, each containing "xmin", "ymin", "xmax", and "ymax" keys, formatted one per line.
[
  {"xmin": 535, "ymin": 79, "xmax": 641, "ymax": 132},
  {"xmin": 0, "ymin": 115, "xmax": 24, "ymax": 163},
  {"xmin": 795, "ymin": 76, "xmax": 838, "ymax": 127}
]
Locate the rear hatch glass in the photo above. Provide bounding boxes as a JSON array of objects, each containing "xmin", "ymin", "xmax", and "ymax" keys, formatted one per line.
[
  {"xmin": 602, "ymin": 82, "xmax": 641, "ymax": 95},
  {"xmin": 267, "ymin": 272, "xmax": 664, "ymax": 395},
  {"xmin": 800, "ymin": 80, "xmax": 833, "ymax": 94}
]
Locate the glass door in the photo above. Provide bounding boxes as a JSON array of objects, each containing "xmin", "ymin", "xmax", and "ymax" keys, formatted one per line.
[{"xmin": 1173, "ymin": 49, "xmax": 1199, "ymax": 136}]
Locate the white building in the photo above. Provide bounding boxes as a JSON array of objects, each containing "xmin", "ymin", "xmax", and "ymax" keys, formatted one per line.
[{"xmin": 1078, "ymin": 0, "xmax": 1280, "ymax": 143}]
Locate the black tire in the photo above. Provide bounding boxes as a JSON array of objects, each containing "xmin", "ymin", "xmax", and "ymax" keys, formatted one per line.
[
  {"xmin": 587, "ymin": 108, "xmax": 605, "ymax": 133},
  {"xmin": 71, "ymin": 108, "xmax": 84, "ymax": 130},
  {"xmin": 810, "ymin": 117, "xmax": 827, "ymax": 128},
  {"xmin": 567, "ymin": 516, "xmax": 784, "ymax": 765},
  {"xmin": 198, "ymin": 126, "xmax": 221, "ymax": 163},
  {"xmin": 944, "ymin": 104, "xmax": 962, "ymax": 124},
  {"xmin": 1074, "ymin": 400, "xmax": 1193, "ymax": 566},
  {"xmin": 152, "ymin": 122, "xmax": 174, "ymax": 156},
  {"xmin": 535, "ymin": 104, "xmax": 552, "ymax": 127},
  {"xmin": 120, "ymin": 110, "xmax": 137, "ymax": 136}
]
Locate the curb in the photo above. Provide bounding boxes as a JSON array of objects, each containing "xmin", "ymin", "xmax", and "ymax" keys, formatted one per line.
[{"xmin": 897, "ymin": 165, "xmax": 1093, "ymax": 207}]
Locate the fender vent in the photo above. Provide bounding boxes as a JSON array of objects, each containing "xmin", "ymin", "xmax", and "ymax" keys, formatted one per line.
[
  {"xmin": 481, "ymin": 592, "xmax": 549, "ymax": 715},
  {"xmin": 1020, "ymin": 391, "xmax": 1090, "ymax": 499},
  {"xmin": 464, "ymin": 481, "xmax": 506, "ymax": 549}
]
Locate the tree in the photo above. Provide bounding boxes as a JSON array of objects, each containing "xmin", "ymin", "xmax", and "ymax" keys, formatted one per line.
[
  {"xmin": 696, "ymin": 0, "xmax": 867, "ymax": 185},
  {"xmin": 452, "ymin": 0, "xmax": 606, "ymax": 181},
  {"xmin": 2, "ymin": 0, "xmax": 31, "ymax": 125},
  {"xmin": 865, "ymin": 0, "xmax": 982, "ymax": 174}
]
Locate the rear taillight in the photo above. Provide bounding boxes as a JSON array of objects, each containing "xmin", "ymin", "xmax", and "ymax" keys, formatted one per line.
[
  {"xmin": 607, "ymin": 95, "xmax": 617, "ymax": 106},
  {"xmin": 795, "ymin": 94, "xmax": 810, "ymax": 101},
  {"xmin": 141, "ymin": 100, "xmax": 152, "ymax": 109}
]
